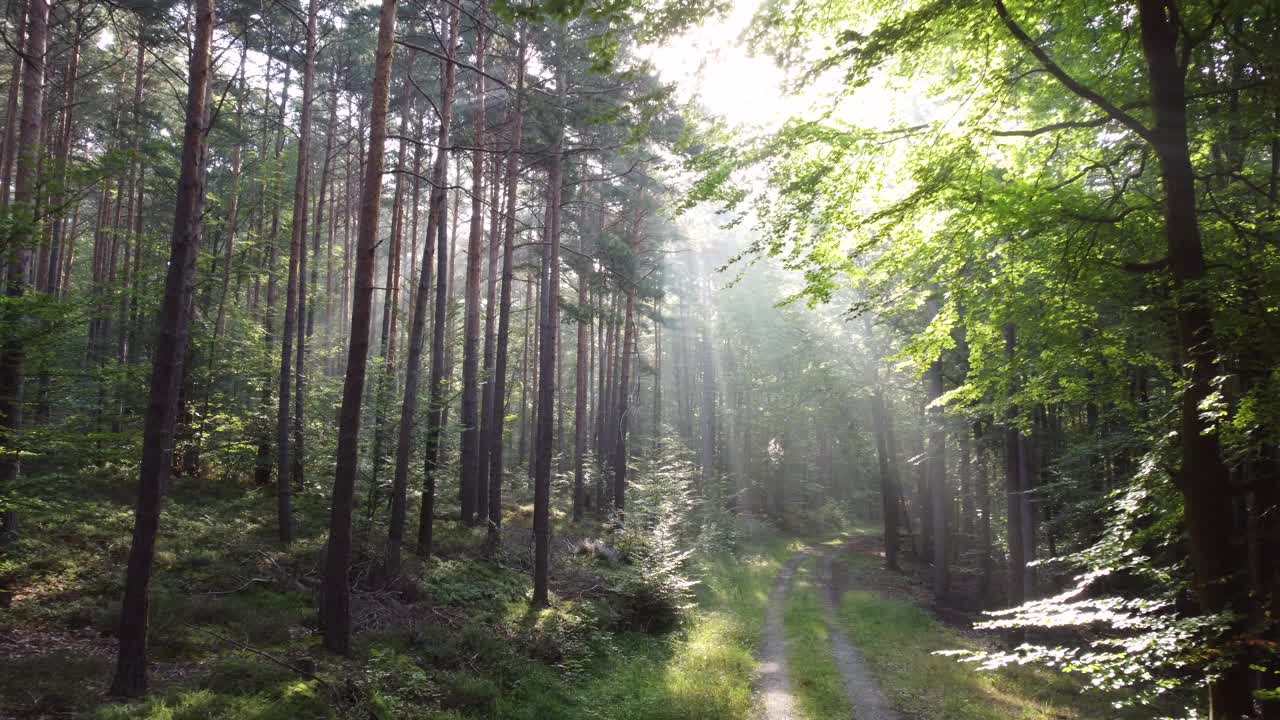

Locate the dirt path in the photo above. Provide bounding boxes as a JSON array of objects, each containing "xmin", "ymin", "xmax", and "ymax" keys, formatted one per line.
[
  {"xmin": 819, "ymin": 552, "xmax": 901, "ymax": 720},
  {"xmin": 757, "ymin": 554, "xmax": 803, "ymax": 720},
  {"xmin": 756, "ymin": 549, "xmax": 900, "ymax": 720}
]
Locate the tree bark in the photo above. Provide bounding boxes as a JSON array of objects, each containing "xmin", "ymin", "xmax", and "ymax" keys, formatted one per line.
[
  {"xmin": 275, "ymin": 0, "xmax": 318, "ymax": 546},
  {"xmin": 415, "ymin": 3, "xmax": 462, "ymax": 559},
  {"xmin": 44, "ymin": 13, "xmax": 83, "ymax": 298},
  {"xmin": 925, "ymin": 296, "xmax": 949, "ymax": 596},
  {"xmin": 109, "ymin": 0, "xmax": 212, "ymax": 694},
  {"xmin": 0, "ymin": 3, "xmax": 25, "ymax": 210},
  {"xmin": 572, "ymin": 231, "xmax": 590, "ymax": 521},
  {"xmin": 459, "ymin": 10, "xmax": 489, "ymax": 525},
  {"xmin": 533, "ymin": 52, "xmax": 566, "ymax": 608},
  {"xmin": 0, "ymin": 0, "xmax": 48, "ymax": 537},
  {"xmin": 322, "ymin": 0, "xmax": 398, "ymax": 655},
  {"xmin": 213, "ymin": 46, "xmax": 247, "ymax": 341},
  {"xmin": 486, "ymin": 34, "xmax": 526, "ymax": 542},
  {"xmin": 1002, "ymin": 324, "xmax": 1031, "ymax": 644},
  {"xmin": 863, "ymin": 314, "xmax": 899, "ymax": 571},
  {"xmin": 612, "ymin": 201, "xmax": 643, "ymax": 512},
  {"xmin": 1133, "ymin": 3, "xmax": 1248, "ymax": 715},
  {"xmin": 254, "ymin": 49, "xmax": 292, "ymax": 487},
  {"xmin": 371, "ymin": 55, "xmax": 415, "ymax": 507}
]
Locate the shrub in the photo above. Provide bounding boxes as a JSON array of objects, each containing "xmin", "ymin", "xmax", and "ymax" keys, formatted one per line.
[{"xmin": 438, "ymin": 671, "xmax": 497, "ymax": 715}]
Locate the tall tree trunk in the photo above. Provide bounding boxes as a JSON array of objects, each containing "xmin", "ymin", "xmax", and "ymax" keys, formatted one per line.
[
  {"xmin": 459, "ymin": 12, "xmax": 489, "ymax": 525},
  {"xmin": 612, "ymin": 202, "xmax": 642, "ymax": 512},
  {"xmin": 296, "ymin": 67, "xmax": 338, "ymax": 493},
  {"xmin": 863, "ymin": 314, "xmax": 899, "ymax": 571},
  {"xmin": 486, "ymin": 34, "xmax": 526, "ymax": 541},
  {"xmin": 518, "ymin": 274, "xmax": 531, "ymax": 464},
  {"xmin": 255, "ymin": 50, "xmax": 292, "ymax": 486},
  {"xmin": 596, "ymin": 289, "xmax": 615, "ymax": 476},
  {"xmin": 0, "ymin": 2, "xmax": 25, "ymax": 209},
  {"xmin": 213, "ymin": 47, "xmax": 247, "ymax": 341},
  {"xmin": 477, "ymin": 149, "xmax": 500, "ymax": 524},
  {"xmin": 44, "ymin": 13, "xmax": 83, "ymax": 298},
  {"xmin": 0, "ymin": 0, "xmax": 48, "ymax": 538},
  {"xmin": 572, "ymin": 242, "xmax": 590, "ymax": 521},
  {"xmin": 1002, "ymin": 324, "xmax": 1031, "ymax": 644},
  {"xmin": 699, "ymin": 281, "xmax": 716, "ymax": 492},
  {"xmin": 372, "ymin": 54, "xmax": 416, "ymax": 510},
  {"xmin": 322, "ymin": 0, "xmax": 398, "ymax": 655},
  {"xmin": 109, "ymin": 0, "xmax": 212, "ymax": 693},
  {"xmin": 527, "ymin": 257, "xmax": 541, "ymax": 481},
  {"xmin": 974, "ymin": 420, "xmax": 993, "ymax": 604},
  {"xmin": 414, "ymin": 3, "xmax": 462, "ymax": 559},
  {"xmin": 276, "ymin": 0, "xmax": 318, "ymax": 545},
  {"xmin": 533, "ymin": 53, "xmax": 566, "ymax": 608},
  {"xmin": 1130, "ymin": 3, "xmax": 1251, "ymax": 716},
  {"xmin": 925, "ymin": 296, "xmax": 949, "ymax": 596},
  {"xmin": 389, "ymin": 31, "xmax": 448, "ymax": 573}
]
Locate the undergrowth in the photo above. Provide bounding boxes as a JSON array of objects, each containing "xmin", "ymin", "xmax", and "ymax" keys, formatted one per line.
[{"xmin": 0, "ymin": 447, "xmax": 788, "ymax": 720}]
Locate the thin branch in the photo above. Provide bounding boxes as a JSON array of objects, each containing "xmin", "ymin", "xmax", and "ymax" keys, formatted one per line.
[{"xmin": 991, "ymin": 0, "xmax": 1155, "ymax": 144}]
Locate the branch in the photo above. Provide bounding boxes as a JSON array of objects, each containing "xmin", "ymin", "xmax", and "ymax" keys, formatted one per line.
[
  {"xmin": 1121, "ymin": 256, "xmax": 1168, "ymax": 273},
  {"xmin": 991, "ymin": 0, "xmax": 1156, "ymax": 144},
  {"xmin": 395, "ymin": 38, "xmax": 513, "ymax": 92},
  {"xmin": 183, "ymin": 623, "xmax": 334, "ymax": 695},
  {"xmin": 991, "ymin": 116, "xmax": 1114, "ymax": 137}
]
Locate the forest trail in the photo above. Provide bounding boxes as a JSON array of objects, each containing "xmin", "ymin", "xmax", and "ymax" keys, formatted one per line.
[
  {"xmin": 819, "ymin": 549, "xmax": 901, "ymax": 720},
  {"xmin": 758, "ymin": 546, "xmax": 901, "ymax": 720},
  {"xmin": 758, "ymin": 554, "xmax": 804, "ymax": 720}
]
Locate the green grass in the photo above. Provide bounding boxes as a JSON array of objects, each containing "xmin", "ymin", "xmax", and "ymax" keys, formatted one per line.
[
  {"xmin": 833, "ymin": 555, "xmax": 1144, "ymax": 720},
  {"xmin": 782, "ymin": 558, "xmax": 850, "ymax": 720},
  {"xmin": 493, "ymin": 538, "xmax": 792, "ymax": 720}
]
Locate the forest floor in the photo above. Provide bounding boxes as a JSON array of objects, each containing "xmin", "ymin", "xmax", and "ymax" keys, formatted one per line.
[
  {"xmin": 0, "ymin": 468, "xmax": 1164, "ymax": 720},
  {"xmin": 0, "ymin": 468, "xmax": 798, "ymax": 720}
]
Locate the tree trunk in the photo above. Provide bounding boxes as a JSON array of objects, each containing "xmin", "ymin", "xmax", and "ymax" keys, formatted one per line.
[
  {"xmin": 275, "ymin": 0, "xmax": 318, "ymax": 546},
  {"xmin": 533, "ymin": 54, "xmax": 566, "ymax": 608},
  {"xmin": 322, "ymin": 0, "xmax": 398, "ymax": 655},
  {"xmin": 1133, "ymin": 3, "xmax": 1249, "ymax": 715},
  {"xmin": 477, "ymin": 149, "xmax": 500, "ymax": 525},
  {"xmin": 486, "ymin": 35, "xmax": 526, "ymax": 542},
  {"xmin": 925, "ymin": 296, "xmax": 949, "ymax": 596},
  {"xmin": 459, "ymin": 13, "xmax": 489, "ymax": 525},
  {"xmin": 0, "ymin": 0, "xmax": 48, "ymax": 537},
  {"xmin": 214, "ymin": 47, "xmax": 247, "ymax": 341},
  {"xmin": 1002, "ymin": 324, "xmax": 1031, "ymax": 644},
  {"xmin": 109, "ymin": 0, "xmax": 212, "ymax": 694},
  {"xmin": 518, "ymin": 273, "xmax": 531, "ymax": 464},
  {"xmin": 572, "ymin": 212, "xmax": 591, "ymax": 521},
  {"xmin": 0, "ymin": 3, "xmax": 25, "ymax": 209},
  {"xmin": 863, "ymin": 314, "xmax": 899, "ymax": 571},
  {"xmin": 415, "ymin": 3, "xmax": 462, "ymax": 559},
  {"xmin": 254, "ymin": 50, "xmax": 292, "ymax": 487},
  {"xmin": 699, "ymin": 281, "xmax": 716, "ymax": 494},
  {"xmin": 371, "ymin": 56, "xmax": 415, "ymax": 512},
  {"xmin": 44, "ymin": 14, "xmax": 83, "ymax": 298},
  {"xmin": 612, "ymin": 202, "xmax": 642, "ymax": 512}
]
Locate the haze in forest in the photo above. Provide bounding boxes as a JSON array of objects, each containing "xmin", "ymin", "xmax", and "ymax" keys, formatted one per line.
[{"xmin": 0, "ymin": 1, "xmax": 1275, "ymax": 720}]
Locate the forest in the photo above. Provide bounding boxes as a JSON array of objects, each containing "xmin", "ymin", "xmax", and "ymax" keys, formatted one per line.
[{"xmin": 0, "ymin": 0, "xmax": 1276, "ymax": 718}]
